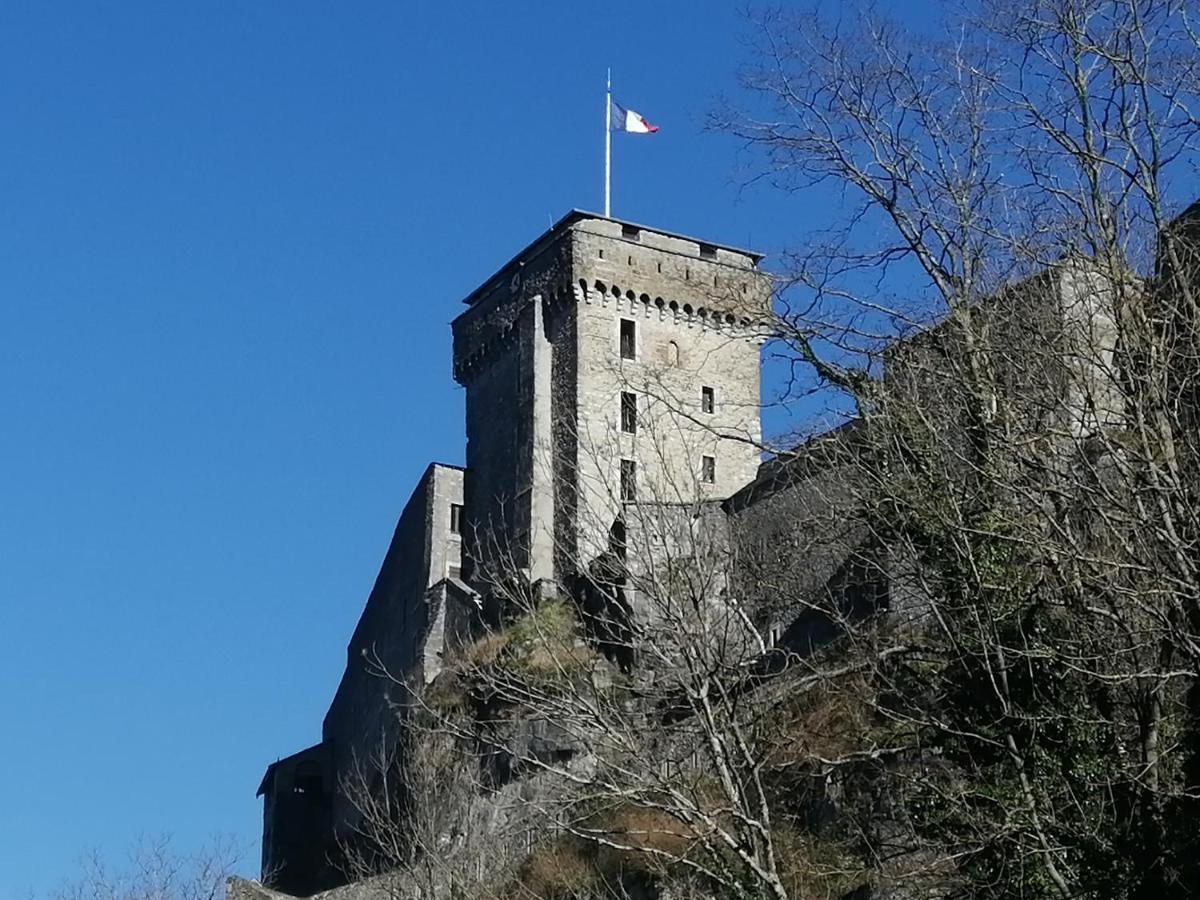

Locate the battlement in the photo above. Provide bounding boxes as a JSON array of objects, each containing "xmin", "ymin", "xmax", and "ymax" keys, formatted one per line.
[
  {"xmin": 461, "ymin": 210, "xmax": 764, "ymax": 305},
  {"xmin": 452, "ymin": 212, "xmax": 772, "ymax": 383}
]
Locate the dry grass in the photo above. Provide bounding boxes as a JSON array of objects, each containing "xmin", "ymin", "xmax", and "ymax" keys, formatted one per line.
[
  {"xmin": 460, "ymin": 599, "xmax": 599, "ymax": 684},
  {"xmin": 505, "ymin": 806, "xmax": 870, "ymax": 899},
  {"xmin": 505, "ymin": 806, "xmax": 698, "ymax": 899},
  {"xmin": 589, "ymin": 804, "xmax": 700, "ymax": 876},
  {"xmin": 761, "ymin": 675, "xmax": 875, "ymax": 766},
  {"xmin": 604, "ymin": 810, "xmax": 692, "ymax": 867},
  {"xmin": 463, "ymin": 630, "xmax": 510, "ymax": 667},
  {"xmin": 515, "ymin": 641, "xmax": 598, "ymax": 678},
  {"xmin": 422, "ymin": 669, "xmax": 468, "ymax": 713},
  {"xmin": 506, "ymin": 600, "xmax": 598, "ymax": 681},
  {"xmin": 509, "ymin": 840, "xmax": 598, "ymax": 899},
  {"xmin": 771, "ymin": 825, "xmax": 870, "ymax": 900}
]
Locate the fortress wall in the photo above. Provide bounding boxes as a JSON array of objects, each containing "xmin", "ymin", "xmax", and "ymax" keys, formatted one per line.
[
  {"xmin": 452, "ymin": 240, "xmax": 568, "ymax": 589},
  {"xmin": 564, "ymin": 220, "xmax": 769, "ymax": 565},
  {"xmin": 453, "ymin": 213, "xmax": 772, "ymax": 583},
  {"xmin": 320, "ymin": 464, "xmax": 463, "ymax": 840},
  {"xmin": 261, "ymin": 212, "xmax": 776, "ymax": 895}
]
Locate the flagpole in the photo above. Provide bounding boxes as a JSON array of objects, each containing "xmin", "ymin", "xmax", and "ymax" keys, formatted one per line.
[{"xmin": 604, "ymin": 67, "xmax": 612, "ymax": 218}]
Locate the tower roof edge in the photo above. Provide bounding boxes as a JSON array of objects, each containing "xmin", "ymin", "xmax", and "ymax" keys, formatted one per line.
[{"xmin": 460, "ymin": 209, "xmax": 767, "ymax": 307}]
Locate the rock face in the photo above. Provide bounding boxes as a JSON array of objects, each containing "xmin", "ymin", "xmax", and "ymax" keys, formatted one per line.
[{"xmin": 228, "ymin": 875, "xmax": 396, "ymax": 900}]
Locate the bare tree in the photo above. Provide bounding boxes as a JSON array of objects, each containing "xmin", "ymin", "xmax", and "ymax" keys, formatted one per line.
[
  {"xmin": 333, "ymin": 365, "xmax": 886, "ymax": 900},
  {"xmin": 710, "ymin": 1, "xmax": 1200, "ymax": 898},
  {"xmin": 50, "ymin": 835, "xmax": 240, "ymax": 900}
]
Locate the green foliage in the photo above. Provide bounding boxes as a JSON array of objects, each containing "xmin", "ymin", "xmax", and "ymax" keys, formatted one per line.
[
  {"xmin": 506, "ymin": 597, "xmax": 579, "ymax": 650},
  {"xmin": 879, "ymin": 499, "xmax": 1199, "ymax": 899},
  {"xmin": 502, "ymin": 597, "xmax": 599, "ymax": 682}
]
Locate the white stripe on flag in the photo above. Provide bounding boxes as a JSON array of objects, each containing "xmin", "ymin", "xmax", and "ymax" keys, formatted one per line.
[
  {"xmin": 610, "ymin": 99, "xmax": 658, "ymax": 133},
  {"xmin": 624, "ymin": 109, "xmax": 652, "ymax": 133}
]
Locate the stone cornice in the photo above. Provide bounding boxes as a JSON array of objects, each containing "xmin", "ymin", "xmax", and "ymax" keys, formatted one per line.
[{"xmin": 575, "ymin": 277, "xmax": 772, "ymax": 345}]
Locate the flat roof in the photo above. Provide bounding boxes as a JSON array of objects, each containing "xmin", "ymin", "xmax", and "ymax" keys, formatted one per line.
[{"xmin": 462, "ymin": 209, "xmax": 766, "ymax": 306}]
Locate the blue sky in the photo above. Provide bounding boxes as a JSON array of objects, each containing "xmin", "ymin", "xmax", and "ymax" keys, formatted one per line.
[{"xmin": 0, "ymin": 2, "xmax": 914, "ymax": 894}]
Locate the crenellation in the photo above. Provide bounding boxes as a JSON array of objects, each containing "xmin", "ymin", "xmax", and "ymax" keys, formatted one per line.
[{"xmin": 582, "ymin": 277, "xmax": 766, "ymax": 339}]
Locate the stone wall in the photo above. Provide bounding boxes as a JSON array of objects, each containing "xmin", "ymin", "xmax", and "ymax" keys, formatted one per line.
[
  {"xmin": 320, "ymin": 463, "xmax": 463, "ymax": 839},
  {"xmin": 257, "ymin": 743, "xmax": 337, "ymax": 895},
  {"xmin": 883, "ymin": 261, "xmax": 1124, "ymax": 462},
  {"xmin": 565, "ymin": 217, "xmax": 770, "ymax": 566},
  {"xmin": 258, "ymin": 464, "xmax": 463, "ymax": 895},
  {"xmin": 454, "ymin": 212, "xmax": 771, "ymax": 590},
  {"xmin": 452, "ymin": 228, "xmax": 569, "ymax": 590},
  {"xmin": 725, "ymin": 424, "xmax": 869, "ymax": 638}
]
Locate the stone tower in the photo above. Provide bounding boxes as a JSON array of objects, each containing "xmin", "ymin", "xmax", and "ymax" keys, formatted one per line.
[{"xmin": 452, "ymin": 211, "xmax": 771, "ymax": 593}]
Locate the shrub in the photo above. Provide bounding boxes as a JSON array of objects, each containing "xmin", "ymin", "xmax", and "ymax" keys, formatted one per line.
[
  {"xmin": 469, "ymin": 598, "xmax": 599, "ymax": 685},
  {"xmin": 510, "ymin": 839, "xmax": 599, "ymax": 899}
]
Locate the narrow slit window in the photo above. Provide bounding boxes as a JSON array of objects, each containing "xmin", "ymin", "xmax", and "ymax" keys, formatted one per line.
[
  {"xmin": 449, "ymin": 503, "xmax": 463, "ymax": 534},
  {"xmin": 701, "ymin": 386, "xmax": 715, "ymax": 414},
  {"xmin": 620, "ymin": 392, "xmax": 637, "ymax": 434},
  {"xmin": 619, "ymin": 318, "xmax": 636, "ymax": 360},
  {"xmin": 701, "ymin": 455, "xmax": 716, "ymax": 484},
  {"xmin": 620, "ymin": 459, "xmax": 637, "ymax": 501}
]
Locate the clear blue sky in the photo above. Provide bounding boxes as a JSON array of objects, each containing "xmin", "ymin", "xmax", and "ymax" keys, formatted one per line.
[{"xmin": 0, "ymin": 2, "xmax": 923, "ymax": 894}]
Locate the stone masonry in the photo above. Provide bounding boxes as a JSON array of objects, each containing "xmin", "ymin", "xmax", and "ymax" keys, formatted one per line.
[
  {"xmin": 257, "ymin": 212, "xmax": 774, "ymax": 895},
  {"xmin": 258, "ymin": 463, "xmax": 464, "ymax": 895},
  {"xmin": 451, "ymin": 212, "xmax": 771, "ymax": 588}
]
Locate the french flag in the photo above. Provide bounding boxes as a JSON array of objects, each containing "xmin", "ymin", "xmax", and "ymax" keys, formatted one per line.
[{"xmin": 609, "ymin": 99, "xmax": 659, "ymax": 134}]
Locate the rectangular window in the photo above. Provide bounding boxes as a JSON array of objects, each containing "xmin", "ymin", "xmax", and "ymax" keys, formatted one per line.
[
  {"xmin": 619, "ymin": 318, "xmax": 636, "ymax": 360},
  {"xmin": 449, "ymin": 503, "xmax": 463, "ymax": 534},
  {"xmin": 620, "ymin": 391, "xmax": 637, "ymax": 434},
  {"xmin": 701, "ymin": 455, "xmax": 716, "ymax": 484},
  {"xmin": 701, "ymin": 386, "xmax": 715, "ymax": 414},
  {"xmin": 620, "ymin": 459, "xmax": 637, "ymax": 501}
]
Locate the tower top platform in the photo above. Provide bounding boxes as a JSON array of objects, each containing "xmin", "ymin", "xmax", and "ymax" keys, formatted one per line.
[{"xmin": 461, "ymin": 210, "xmax": 766, "ymax": 308}]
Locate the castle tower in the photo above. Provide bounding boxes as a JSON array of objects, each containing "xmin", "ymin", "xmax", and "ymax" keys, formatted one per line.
[
  {"xmin": 255, "ymin": 213, "xmax": 771, "ymax": 897},
  {"xmin": 452, "ymin": 211, "xmax": 771, "ymax": 592}
]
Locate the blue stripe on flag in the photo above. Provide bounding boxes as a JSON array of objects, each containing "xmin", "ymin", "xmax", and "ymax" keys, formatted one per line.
[{"xmin": 609, "ymin": 99, "xmax": 628, "ymax": 131}]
